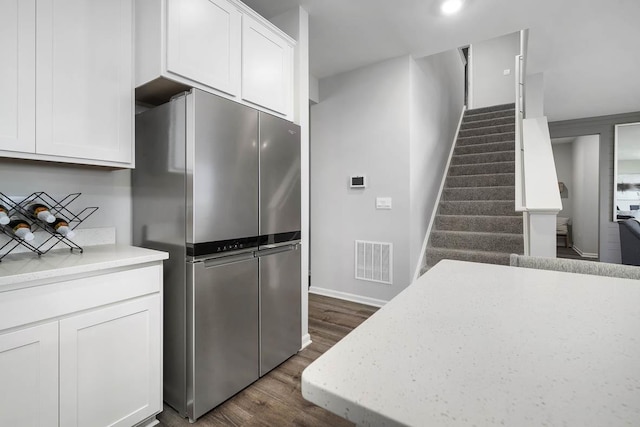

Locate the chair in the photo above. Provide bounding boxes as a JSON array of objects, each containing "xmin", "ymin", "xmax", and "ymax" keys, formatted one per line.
[
  {"xmin": 619, "ymin": 219, "xmax": 640, "ymax": 266},
  {"xmin": 509, "ymin": 254, "xmax": 640, "ymax": 280},
  {"xmin": 556, "ymin": 216, "xmax": 571, "ymax": 248}
]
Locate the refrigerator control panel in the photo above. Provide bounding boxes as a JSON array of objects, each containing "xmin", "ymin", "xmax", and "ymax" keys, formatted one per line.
[{"xmin": 187, "ymin": 237, "xmax": 260, "ymax": 257}]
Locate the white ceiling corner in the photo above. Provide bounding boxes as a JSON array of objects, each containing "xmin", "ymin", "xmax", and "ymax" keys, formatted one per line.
[{"xmin": 243, "ymin": 0, "xmax": 640, "ymax": 122}]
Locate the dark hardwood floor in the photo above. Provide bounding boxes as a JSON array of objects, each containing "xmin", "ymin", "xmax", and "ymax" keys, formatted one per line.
[
  {"xmin": 556, "ymin": 246, "xmax": 599, "ymax": 261},
  {"xmin": 158, "ymin": 294, "xmax": 378, "ymax": 426}
]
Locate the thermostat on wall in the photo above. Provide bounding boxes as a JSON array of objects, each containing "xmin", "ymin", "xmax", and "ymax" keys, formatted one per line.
[{"xmin": 350, "ymin": 175, "xmax": 367, "ymax": 188}]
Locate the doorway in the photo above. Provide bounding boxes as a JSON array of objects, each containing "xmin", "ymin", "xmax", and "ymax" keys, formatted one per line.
[
  {"xmin": 551, "ymin": 135, "xmax": 600, "ymax": 261},
  {"xmin": 458, "ymin": 46, "xmax": 470, "ymax": 107}
]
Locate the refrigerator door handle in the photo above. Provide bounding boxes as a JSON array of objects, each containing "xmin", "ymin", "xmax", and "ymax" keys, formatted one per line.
[
  {"xmin": 202, "ymin": 252, "xmax": 256, "ymax": 268},
  {"xmin": 257, "ymin": 243, "xmax": 298, "ymax": 257}
]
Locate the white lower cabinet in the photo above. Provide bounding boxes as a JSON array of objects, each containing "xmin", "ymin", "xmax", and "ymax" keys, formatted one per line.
[
  {"xmin": 0, "ymin": 322, "xmax": 59, "ymax": 427},
  {"xmin": 0, "ymin": 262, "xmax": 163, "ymax": 427},
  {"xmin": 60, "ymin": 295, "xmax": 161, "ymax": 427}
]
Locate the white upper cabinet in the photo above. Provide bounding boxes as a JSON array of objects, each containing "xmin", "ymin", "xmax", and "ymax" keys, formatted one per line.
[
  {"xmin": 166, "ymin": 0, "xmax": 241, "ymax": 96},
  {"xmin": 136, "ymin": 0, "xmax": 295, "ymax": 121},
  {"xmin": 241, "ymin": 14, "xmax": 294, "ymax": 117},
  {"xmin": 0, "ymin": 0, "xmax": 133, "ymax": 168},
  {"xmin": 36, "ymin": 0, "xmax": 133, "ymax": 165},
  {"xmin": 0, "ymin": 0, "xmax": 36, "ymax": 153}
]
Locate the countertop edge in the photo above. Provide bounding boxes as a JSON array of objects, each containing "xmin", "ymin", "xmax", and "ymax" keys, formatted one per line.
[{"xmin": 0, "ymin": 244, "xmax": 169, "ymax": 289}]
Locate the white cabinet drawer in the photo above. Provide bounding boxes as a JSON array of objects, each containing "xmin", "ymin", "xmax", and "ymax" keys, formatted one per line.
[{"xmin": 0, "ymin": 264, "xmax": 161, "ymax": 331}]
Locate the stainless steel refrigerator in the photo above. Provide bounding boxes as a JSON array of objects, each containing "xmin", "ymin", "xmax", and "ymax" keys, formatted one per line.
[{"xmin": 132, "ymin": 89, "xmax": 301, "ymax": 422}]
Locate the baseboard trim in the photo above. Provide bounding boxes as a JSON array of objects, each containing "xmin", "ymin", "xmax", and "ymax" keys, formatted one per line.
[
  {"xmin": 300, "ymin": 333, "xmax": 312, "ymax": 350},
  {"xmin": 309, "ymin": 286, "xmax": 387, "ymax": 308},
  {"xmin": 572, "ymin": 245, "xmax": 598, "ymax": 259}
]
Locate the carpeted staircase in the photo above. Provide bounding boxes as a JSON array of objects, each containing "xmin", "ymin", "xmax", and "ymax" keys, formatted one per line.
[{"xmin": 422, "ymin": 103, "xmax": 524, "ymax": 271}]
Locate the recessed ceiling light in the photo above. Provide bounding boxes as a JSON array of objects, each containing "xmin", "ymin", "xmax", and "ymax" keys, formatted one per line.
[{"xmin": 441, "ymin": 0, "xmax": 463, "ymax": 15}]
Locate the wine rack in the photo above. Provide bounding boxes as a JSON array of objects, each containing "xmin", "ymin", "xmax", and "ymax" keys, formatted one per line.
[{"xmin": 0, "ymin": 192, "xmax": 98, "ymax": 262}]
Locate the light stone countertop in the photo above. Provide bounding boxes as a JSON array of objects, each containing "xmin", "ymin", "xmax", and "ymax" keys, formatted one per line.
[
  {"xmin": 301, "ymin": 259, "xmax": 640, "ymax": 427},
  {"xmin": 0, "ymin": 244, "xmax": 168, "ymax": 290}
]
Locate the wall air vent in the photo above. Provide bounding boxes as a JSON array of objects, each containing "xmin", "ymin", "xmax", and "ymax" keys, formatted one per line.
[{"xmin": 355, "ymin": 240, "xmax": 392, "ymax": 284}]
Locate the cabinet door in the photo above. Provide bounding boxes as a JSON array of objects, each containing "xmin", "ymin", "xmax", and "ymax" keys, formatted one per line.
[
  {"xmin": 0, "ymin": 0, "xmax": 35, "ymax": 153},
  {"xmin": 241, "ymin": 14, "xmax": 294, "ymax": 117},
  {"xmin": 35, "ymin": 0, "xmax": 133, "ymax": 165},
  {"xmin": 167, "ymin": 0, "xmax": 241, "ymax": 97},
  {"xmin": 59, "ymin": 295, "xmax": 161, "ymax": 427},
  {"xmin": 0, "ymin": 322, "xmax": 58, "ymax": 427}
]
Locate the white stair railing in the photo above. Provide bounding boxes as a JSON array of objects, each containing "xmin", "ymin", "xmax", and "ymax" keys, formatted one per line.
[{"xmin": 514, "ymin": 29, "xmax": 562, "ymax": 257}]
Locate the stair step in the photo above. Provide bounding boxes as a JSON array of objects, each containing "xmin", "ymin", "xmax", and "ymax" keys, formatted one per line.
[
  {"xmin": 451, "ymin": 151, "xmax": 515, "ymax": 166},
  {"xmin": 439, "ymin": 200, "xmax": 519, "ymax": 216},
  {"xmin": 460, "ymin": 116, "xmax": 514, "ymax": 130},
  {"xmin": 435, "ymin": 214, "xmax": 523, "ymax": 234},
  {"xmin": 442, "ymin": 186, "xmax": 515, "ymax": 201},
  {"xmin": 456, "ymin": 132, "xmax": 516, "ymax": 146},
  {"xmin": 458, "ymin": 124, "xmax": 515, "ymax": 138},
  {"xmin": 418, "ymin": 263, "xmax": 431, "ymax": 277},
  {"xmin": 454, "ymin": 141, "xmax": 515, "ymax": 155},
  {"xmin": 445, "ymin": 173, "xmax": 515, "ymax": 188},
  {"xmin": 448, "ymin": 161, "xmax": 515, "ymax": 176},
  {"xmin": 462, "ymin": 109, "xmax": 516, "ymax": 122},
  {"xmin": 419, "ymin": 103, "xmax": 523, "ymax": 273},
  {"xmin": 430, "ymin": 230, "xmax": 524, "ymax": 253},
  {"xmin": 465, "ymin": 103, "xmax": 515, "ymax": 115},
  {"xmin": 425, "ymin": 247, "xmax": 512, "ymax": 267}
]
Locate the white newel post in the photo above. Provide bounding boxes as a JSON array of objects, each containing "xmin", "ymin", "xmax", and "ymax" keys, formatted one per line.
[{"xmin": 526, "ymin": 211, "xmax": 559, "ymax": 257}]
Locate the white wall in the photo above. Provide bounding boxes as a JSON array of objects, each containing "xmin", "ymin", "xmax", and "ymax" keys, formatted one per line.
[
  {"xmin": 470, "ymin": 32, "xmax": 520, "ymax": 109},
  {"xmin": 619, "ymin": 160, "xmax": 640, "ymax": 174},
  {"xmin": 526, "ymin": 72, "xmax": 544, "ymax": 118},
  {"xmin": 309, "ymin": 75, "xmax": 319, "ymax": 104},
  {"xmin": 311, "ymin": 55, "xmax": 411, "ymax": 304},
  {"xmin": 0, "ymin": 160, "xmax": 131, "ymax": 243},
  {"xmin": 552, "ymin": 142, "xmax": 573, "ymax": 219},
  {"xmin": 549, "ymin": 112, "xmax": 640, "ymax": 264},
  {"xmin": 311, "ymin": 52, "xmax": 463, "ymax": 305},
  {"xmin": 410, "ymin": 51, "xmax": 464, "ymax": 273},
  {"xmin": 571, "ymin": 135, "xmax": 599, "ymax": 256}
]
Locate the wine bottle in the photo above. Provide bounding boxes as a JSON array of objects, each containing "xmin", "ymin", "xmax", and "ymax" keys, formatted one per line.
[
  {"xmin": 50, "ymin": 218, "xmax": 75, "ymax": 239},
  {"xmin": 27, "ymin": 203, "xmax": 55, "ymax": 223},
  {"xmin": 0, "ymin": 205, "xmax": 9, "ymax": 225},
  {"xmin": 6, "ymin": 217, "xmax": 34, "ymax": 241}
]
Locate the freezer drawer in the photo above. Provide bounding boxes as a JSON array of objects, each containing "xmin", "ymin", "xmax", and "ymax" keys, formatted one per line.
[
  {"xmin": 259, "ymin": 244, "xmax": 302, "ymax": 376},
  {"xmin": 187, "ymin": 255, "xmax": 259, "ymax": 421}
]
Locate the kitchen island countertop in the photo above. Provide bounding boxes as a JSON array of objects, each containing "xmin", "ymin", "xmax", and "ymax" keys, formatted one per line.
[{"xmin": 302, "ymin": 259, "xmax": 640, "ymax": 426}]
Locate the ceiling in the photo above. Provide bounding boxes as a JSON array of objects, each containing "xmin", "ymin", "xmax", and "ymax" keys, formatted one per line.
[{"xmin": 242, "ymin": 0, "xmax": 640, "ymax": 122}]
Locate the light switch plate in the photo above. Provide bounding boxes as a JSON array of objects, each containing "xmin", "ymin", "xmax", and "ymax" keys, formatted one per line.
[
  {"xmin": 503, "ymin": 69, "xmax": 511, "ymax": 75},
  {"xmin": 376, "ymin": 197, "xmax": 392, "ymax": 210}
]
